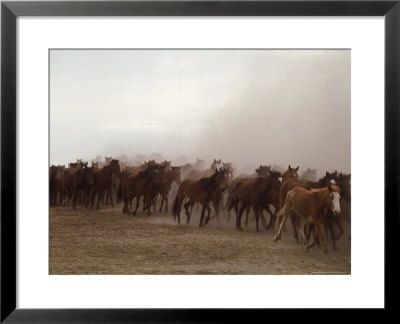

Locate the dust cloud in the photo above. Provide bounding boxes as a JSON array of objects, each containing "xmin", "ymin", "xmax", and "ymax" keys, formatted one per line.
[{"xmin": 50, "ymin": 49, "xmax": 350, "ymax": 178}]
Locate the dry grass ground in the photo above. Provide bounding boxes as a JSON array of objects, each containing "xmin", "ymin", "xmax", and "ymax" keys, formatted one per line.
[{"xmin": 50, "ymin": 205, "xmax": 350, "ymax": 275}]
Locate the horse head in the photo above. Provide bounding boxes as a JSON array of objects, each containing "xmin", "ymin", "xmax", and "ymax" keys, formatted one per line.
[
  {"xmin": 328, "ymin": 184, "xmax": 341, "ymax": 215},
  {"xmin": 110, "ymin": 159, "xmax": 121, "ymax": 177},
  {"xmin": 214, "ymin": 168, "xmax": 228, "ymax": 192},
  {"xmin": 255, "ymin": 164, "xmax": 271, "ymax": 176},
  {"xmin": 281, "ymin": 165, "xmax": 299, "ymax": 182},
  {"xmin": 338, "ymin": 173, "xmax": 351, "ymax": 203}
]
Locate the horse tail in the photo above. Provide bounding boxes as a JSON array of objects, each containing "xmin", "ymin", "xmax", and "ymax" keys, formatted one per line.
[{"xmin": 172, "ymin": 194, "xmax": 179, "ymax": 220}]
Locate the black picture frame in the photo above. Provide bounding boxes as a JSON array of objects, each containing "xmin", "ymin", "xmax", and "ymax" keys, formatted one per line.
[{"xmin": 1, "ymin": 0, "xmax": 399, "ymax": 322}]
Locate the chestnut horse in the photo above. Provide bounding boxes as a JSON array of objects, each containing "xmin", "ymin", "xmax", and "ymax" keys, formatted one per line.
[
  {"xmin": 274, "ymin": 185, "xmax": 341, "ymax": 254},
  {"xmin": 172, "ymin": 168, "xmax": 227, "ymax": 226}
]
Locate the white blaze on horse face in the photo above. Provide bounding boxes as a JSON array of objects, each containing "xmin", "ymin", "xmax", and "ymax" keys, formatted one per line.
[
  {"xmin": 330, "ymin": 179, "xmax": 336, "ymax": 185},
  {"xmin": 331, "ymin": 192, "xmax": 341, "ymax": 214}
]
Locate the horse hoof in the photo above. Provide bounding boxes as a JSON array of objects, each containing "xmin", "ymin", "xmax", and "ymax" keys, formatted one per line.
[
  {"xmin": 273, "ymin": 235, "xmax": 278, "ymax": 241},
  {"xmin": 236, "ymin": 226, "xmax": 243, "ymax": 231}
]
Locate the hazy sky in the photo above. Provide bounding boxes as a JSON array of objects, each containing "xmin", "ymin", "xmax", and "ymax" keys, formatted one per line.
[{"xmin": 50, "ymin": 49, "xmax": 350, "ymax": 177}]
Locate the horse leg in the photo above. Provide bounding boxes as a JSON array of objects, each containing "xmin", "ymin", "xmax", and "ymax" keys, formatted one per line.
[
  {"xmin": 259, "ymin": 208, "xmax": 267, "ymax": 230},
  {"xmin": 290, "ymin": 213, "xmax": 299, "ymax": 242},
  {"xmin": 198, "ymin": 205, "xmax": 205, "ymax": 227},
  {"xmin": 273, "ymin": 211, "xmax": 289, "ymax": 241},
  {"xmin": 298, "ymin": 219, "xmax": 307, "ymax": 245},
  {"xmin": 96, "ymin": 188, "xmax": 102, "ymax": 209},
  {"xmin": 305, "ymin": 222, "xmax": 314, "ymax": 244},
  {"xmin": 245, "ymin": 207, "xmax": 250, "ymax": 227},
  {"xmin": 72, "ymin": 191, "xmax": 77, "ymax": 209},
  {"xmin": 212, "ymin": 199, "xmax": 220, "ymax": 225},
  {"xmin": 236, "ymin": 204, "xmax": 247, "ymax": 231},
  {"xmin": 165, "ymin": 196, "xmax": 168, "ymax": 213},
  {"xmin": 133, "ymin": 196, "xmax": 141, "ymax": 216},
  {"xmin": 253, "ymin": 206, "xmax": 260, "ymax": 233},
  {"xmin": 108, "ymin": 187, "xmax": 114, "ymax": 208},
  {"xmin": 184, "ymin": 201, "xmax": 193, "ymax": 225},
  {"xmin": 266, "ymin": 205, "xmax": 276, "ymax": 230},
  {"xmin": 159, "ymin": 196, "xmax": 164, "ymax": 213},
  {"xmin": 323, "ymin": 217, "xmax": 336, "ymax": 250},
  {"xmin": 315, "ymin": 220, "xmax": 328, "ymax": 254},
  {"xmin": 204, "ymin": 205, "xmax": 212, "ymax": 226}
]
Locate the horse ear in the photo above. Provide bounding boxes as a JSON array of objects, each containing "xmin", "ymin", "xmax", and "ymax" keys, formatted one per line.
[
  {"xmin": 295, "ymin": 166, "xmax": 299, "ymax": 171},
  {"xmin": 288, "ymin": 165, "xmax": 292, "ymax": 170}
]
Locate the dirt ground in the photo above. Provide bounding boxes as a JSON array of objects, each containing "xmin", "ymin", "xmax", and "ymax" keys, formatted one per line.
[{"xmin": 49, "ymin": 204, "xmax": 351, "ymax": 275}]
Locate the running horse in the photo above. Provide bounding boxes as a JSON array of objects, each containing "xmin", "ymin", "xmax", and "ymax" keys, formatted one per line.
[
  {"xmin": 172, "ymin": 168, "xmax": 228, "ymax": 227},
  {"xmin": 229, "ymin": 171, "xmax": 282, "ymax": 232},
  {"xmin": 118, "ymin": 164, "xmax": 159, "ymax": 215},
  {"xmin": 274, "ymin": 184, "xmax": 341, "ymax": 254},
  {"xmin": 90, "ymin": 159, "xmax": 121, "ymax": 208}
]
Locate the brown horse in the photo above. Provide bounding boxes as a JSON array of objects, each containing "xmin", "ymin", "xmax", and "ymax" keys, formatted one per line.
[
  {"xmin": 222, "ymin": 162, "xmax": 234, "ymax": 182},
  {"xmin": 185, "ymin": 158, "xmax": 221, "ymax": 180},
  {"xmin": 281, "ymin": 165, "xmax": 299, "ymax": 183},
  {"xmin": 118, "ymin": 164, "xmax": 159, "ymax": 215},
  {"xmin": 49, "ymin": 165, "xmax": 58, "ymax": 207},
  {"xmin": 54, "ymin": 165, "xmax": 66, "ymax": 206},
  {"xmin": 244, "ymin": 183, "xmax": 280, "ymax": 229},
  {"xmin": 311, "ymin": 172, "xmax": 351, "ymax": 249},
  {"xmin": 158, "ymin": 166, "xmax": 182, "ymax": 213},
  {"xmin": 172, "ymin": 168, "xmax": 227, "ymax": 226},
  {"xmin": 90, "ymin": 159, "xmax": 121, "ymax": 208},
  {"xmin": 279, "ymin": 171, "xmax": 339, "ymax": 241},
  {"xmin": 63, "ymin": 166, "xmax": 95, "ymax": 209},
  {"xmin": 229, "ymin": 171, "xmax": 282, "ymax": 232},
  {"xmin": 274, "ymin": 185, "xmax": 341, "ymax": 254}
]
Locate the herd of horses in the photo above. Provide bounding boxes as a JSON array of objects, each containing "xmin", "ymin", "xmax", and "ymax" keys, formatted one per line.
[{"xmin": 50, "ymin": 157, "xmax": 351, "ymax": 253}]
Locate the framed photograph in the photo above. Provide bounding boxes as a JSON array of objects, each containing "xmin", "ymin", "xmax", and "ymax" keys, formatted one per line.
[{"xmin": 1, "ymin": 0, "xmax": 398, "ymax": 321}]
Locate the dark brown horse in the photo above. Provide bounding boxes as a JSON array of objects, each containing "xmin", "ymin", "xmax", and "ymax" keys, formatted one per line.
[
  {"xmin": 90, "ymin": 159, "xmax": 121, "ymax": 208},
  {"xmin": 274, "ymin": 185, "xmax": 341, "ymax": 254},
  {"xmin": 172, "ymin": 168, "xmax": 227, "ymax": 226},
  {"xmin": 229, "ymin": 171, "xmax": 282, "ymax": 232},
  {"xmin": 158, "ymin": 166, "xmax": 182, "ymax": 213},
  {"xmin": 63, "ymin": 166, "xmax": 94, "ymax": 209},
  {"xmin": 49, "ymin": 165, "xmax": 58, "ymax": 207},
  {"xmin": 118, "ymin": 164, "xmax": 159, "ymax": 215},
  {"xmin": 54, "ymin": 165, "xmax": 65, "ymax": 206}
]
